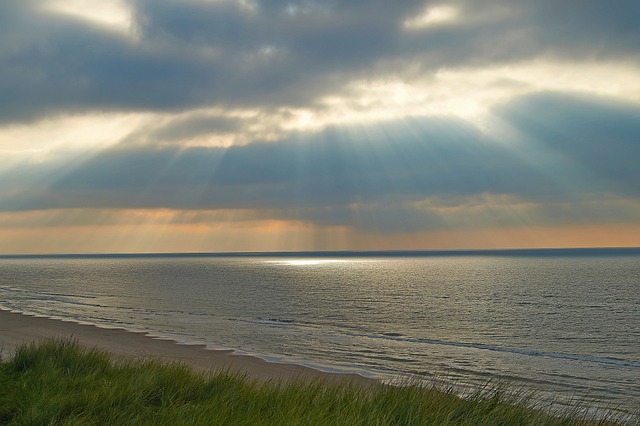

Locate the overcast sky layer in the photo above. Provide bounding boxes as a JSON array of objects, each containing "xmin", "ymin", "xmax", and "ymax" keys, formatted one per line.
[{"xmin": 1, "ymin": 0, "xmax": 639, "ymax": 254}]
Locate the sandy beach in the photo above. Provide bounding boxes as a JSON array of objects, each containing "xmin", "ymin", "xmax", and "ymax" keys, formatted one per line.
[{"xmin": 0, "ymin": 309, "xmax": 374, "ymax": 385}]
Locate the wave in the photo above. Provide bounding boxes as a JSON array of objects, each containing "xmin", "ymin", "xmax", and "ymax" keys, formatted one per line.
[
  {"xmin": 233, "ymin": 319, "xmax": 640, "ymax": 369},
  {"xmin": 349, "ymin": 332, "xmax": 640, "ymax": 368},
  {"xmin": 0, "ymin": 286, "xmax": 96, "ymax": 299},
  {"xmin": 255, "ymin": 317, "xmax": 296, "ymax": 326}
]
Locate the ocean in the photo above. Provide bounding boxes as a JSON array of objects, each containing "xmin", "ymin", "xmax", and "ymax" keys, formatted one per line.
[{"xmin": 1, "ymin": 248, "xmax": 639, "ymax": 417}]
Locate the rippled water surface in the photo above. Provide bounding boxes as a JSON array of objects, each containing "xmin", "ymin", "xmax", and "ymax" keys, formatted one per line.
[{"xmin": 1, "ymin": 250, "xmax": 639, "ymax": 416}]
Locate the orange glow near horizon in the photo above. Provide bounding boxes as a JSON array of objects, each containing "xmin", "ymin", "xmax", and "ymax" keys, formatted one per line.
[{"xmin": 0, "ymin": 211, "xmax": 637, "ymax": 255}]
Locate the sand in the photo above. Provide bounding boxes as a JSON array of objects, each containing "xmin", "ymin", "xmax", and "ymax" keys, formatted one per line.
[{"xmin": 0, "ymin": 309, "xmax": 375, "ymax": 385}]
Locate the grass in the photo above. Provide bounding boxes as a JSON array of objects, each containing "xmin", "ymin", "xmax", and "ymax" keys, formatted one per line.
[{"xmin": 0, "ymin": 339, "xmax": 631, "ymax": 425}]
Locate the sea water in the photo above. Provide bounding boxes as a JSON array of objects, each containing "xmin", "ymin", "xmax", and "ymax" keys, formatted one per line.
[{"xmin": 1, "ymin": 249, "xmax": 638, "ymax": 417}]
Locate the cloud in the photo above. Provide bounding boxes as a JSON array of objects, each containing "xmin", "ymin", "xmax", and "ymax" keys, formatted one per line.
[
  {"xmin": 424, "ymin": 0, "xmax": 640, "ymax": 62},
  {"xmin": 0, "ymin": 116, "xmax": 516, "ymax": 211},
  {"xmin": 1, "ymin": 1, "xmax": 639, "ymax": 249},
  {"xmin": 2, "ymin": 91, "xmax": 638, "ymax": 235},
  {"xmin": 2, "ymin": 0, "xmax": 639, "ymax": 125},
  {"xmin": 499, "ymin": 0, "xmax": 640, "ymax": 58},
  {"xmin": 0, "ymin": 0, "xmax": 420, "ymax": 123}
]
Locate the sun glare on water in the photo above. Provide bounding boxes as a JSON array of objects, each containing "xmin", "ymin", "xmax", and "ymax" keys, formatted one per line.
[{"xmin": 267, "ymin": 259, "xmax": 351, "ymax": 267}]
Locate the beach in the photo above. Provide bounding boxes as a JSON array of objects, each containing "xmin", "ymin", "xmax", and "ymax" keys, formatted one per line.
[
  {"xmin": 0, "ymin": 309, "xmax": 374, "ymax": 385},
  {"xmin": 4, "ymin": 309, "xmax": 594, "ymax": 425}
]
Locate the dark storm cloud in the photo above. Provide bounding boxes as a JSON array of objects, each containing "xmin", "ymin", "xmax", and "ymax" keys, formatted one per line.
[
  {"xmin": 3, "ymin": 92, "xmax": 638, "ymax": 223},
  {"xmin": 398, "ymin": 0, "xmax": 640, "ymax": 76},
  {"xmin": 0, "ymin": 0, "xmax": 422, "ymax": 123},
  {"xmin": 483, "ymin": 0, "xmax": 640, "ymax": 57},
  {"xmin": 0, "ymin": 1, "xmax": 202, "ymax": 123},
  {"xmin": 2, "ymin": 0, "xmax": 639, "ymax": 124}
]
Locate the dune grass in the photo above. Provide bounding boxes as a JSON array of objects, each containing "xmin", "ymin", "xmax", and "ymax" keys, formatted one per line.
[{"xmin": 0, "ymin": 339, "xmax": 630, "ymax": 425}]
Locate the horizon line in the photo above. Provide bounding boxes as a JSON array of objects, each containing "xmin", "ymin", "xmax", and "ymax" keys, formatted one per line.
[{"xmin": 1, "ymin": 246, "xmax": 639, "ymax": 259}]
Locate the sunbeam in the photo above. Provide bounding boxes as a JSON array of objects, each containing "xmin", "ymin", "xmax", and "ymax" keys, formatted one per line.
[{"xmin": 1, "ymin": 0, "xmax": 638, "ymax": 253}]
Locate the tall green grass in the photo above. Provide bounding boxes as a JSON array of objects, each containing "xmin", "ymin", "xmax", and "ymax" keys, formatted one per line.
[{"xmin": 0, "ymin": 339, "xmax": 630, "ymax": 425}]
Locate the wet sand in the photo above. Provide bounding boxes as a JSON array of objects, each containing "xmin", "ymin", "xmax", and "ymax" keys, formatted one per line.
[{"xmin": 0, "ymin": 309, "xmax": 375, "ymax": 385}]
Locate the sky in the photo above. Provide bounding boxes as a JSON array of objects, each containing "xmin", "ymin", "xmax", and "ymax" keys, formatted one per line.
[{"xmin": 1, "ymin": 0, "xmax": 639, "ymax": 254}]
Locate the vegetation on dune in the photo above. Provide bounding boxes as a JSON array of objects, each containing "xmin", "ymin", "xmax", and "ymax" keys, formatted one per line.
[{"xmin": 0, "ymin": 339, "xmax": 631, "ymax": 425}]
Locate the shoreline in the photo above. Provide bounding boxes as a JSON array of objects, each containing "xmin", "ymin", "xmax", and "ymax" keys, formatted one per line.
[
  {"xmin": 2, "ymin": 309, "xmax": 636, "ymax": 422},
  {"xmin": 0, "ymin": 309, "xmax": 376, "ymax": 385}
]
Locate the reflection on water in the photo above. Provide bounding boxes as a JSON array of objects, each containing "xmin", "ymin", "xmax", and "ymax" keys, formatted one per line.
[{"xmin": 266, "ymin": 259, "xmax": 352, "ymax": 266}]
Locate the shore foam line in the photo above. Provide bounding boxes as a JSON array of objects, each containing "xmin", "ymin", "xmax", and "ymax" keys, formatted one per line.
[{"xmin": 0, "ymin": 309, "xmax": 375, "ymax": 385}]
